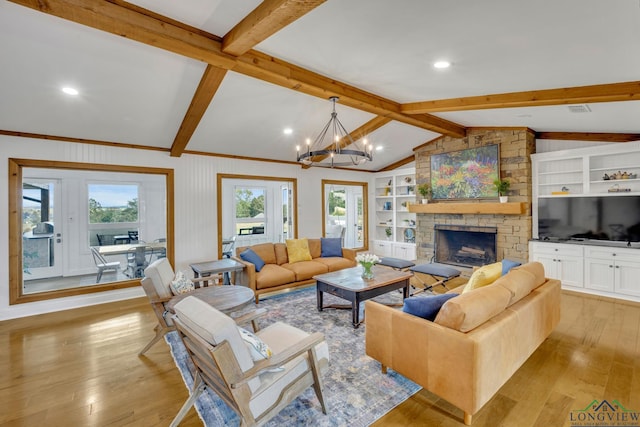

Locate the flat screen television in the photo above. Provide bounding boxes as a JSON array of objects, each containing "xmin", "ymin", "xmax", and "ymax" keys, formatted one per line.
[{"xmin": 537, "ymin": 195, "xmax": 640, "ymax": 242}]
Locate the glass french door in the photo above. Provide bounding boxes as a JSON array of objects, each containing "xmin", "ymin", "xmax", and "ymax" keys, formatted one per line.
[{"xmin": 22, "ymin": 178, "xmax": 63, "ymax": 281}]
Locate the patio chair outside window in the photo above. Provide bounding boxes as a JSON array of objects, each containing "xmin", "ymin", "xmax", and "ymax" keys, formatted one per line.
[
  {"xmin": 126, "ymin": 246, "xmax": 152, "ymax": 278},
  {"xmin": 90, "ymin": 247, "xmax": 120, "ymax": 282}
]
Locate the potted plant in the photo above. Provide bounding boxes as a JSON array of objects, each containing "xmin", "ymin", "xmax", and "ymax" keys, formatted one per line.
[
  {"xmin": 385, "ymin": 227, "xmax": 393, "ymax": 240},
  {"xmin": 494, "ymin": 178, "xmax": 510, "ymax": 203},
  {"xmin": 417, "ymin": 183, "xmax": 431, "ymax": 204}
]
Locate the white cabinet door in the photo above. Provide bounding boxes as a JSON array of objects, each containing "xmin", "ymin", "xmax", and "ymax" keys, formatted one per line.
[
  {"xmin": 372, "ymin": 240, "xmax": 393, "ymax": 258},
  {"xmin": 585, "ymin": 258, "xmax": 615, "ymax": 292},
  {"xmin": 614, "ymin": 260, "xmax": 640, "ymax": 297},
  {"xmin": 530, "ymin": 242, "xmax": 583, "ymax": 287},
  {"xmin": 531, "ymin": 253, "xmax": 558, "ymax": 279},
  {"xmin": 556, "ymin": 256, "xmax": 584, "ymax": 288},
  {"xmin": 393, "ymin": 243, "xmax": 416, "ymax": 261}
]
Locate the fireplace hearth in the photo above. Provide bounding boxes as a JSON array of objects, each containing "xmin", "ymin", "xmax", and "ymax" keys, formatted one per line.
[{"xmin": 434, "ymin": 224, "xmax": 497, "ymax": 268}]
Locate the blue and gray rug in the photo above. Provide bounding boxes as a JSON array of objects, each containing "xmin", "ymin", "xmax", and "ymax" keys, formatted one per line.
[{"xmin": 166, "ymin": 286, "xmax": 419, "ymax": 426}]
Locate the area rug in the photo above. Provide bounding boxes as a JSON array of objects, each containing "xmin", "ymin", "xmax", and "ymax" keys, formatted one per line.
[{"xmin": 165, "ymin": 286, "xmax": 420, "ymax": 426}]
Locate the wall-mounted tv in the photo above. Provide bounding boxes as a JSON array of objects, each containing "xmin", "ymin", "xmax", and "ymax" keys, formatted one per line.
[{"xmin": 537, "ymin": 195, "xmax": 640, "ymax": 242}]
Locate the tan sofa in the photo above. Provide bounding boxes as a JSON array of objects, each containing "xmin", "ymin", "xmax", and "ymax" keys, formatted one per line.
[
  {"xmin": 233, "ymin": 239, "xmax": 357, "ymax": 302},
  {"xmin": 365, "ymin": 262, "xmax": 561, "ymax": 425}
]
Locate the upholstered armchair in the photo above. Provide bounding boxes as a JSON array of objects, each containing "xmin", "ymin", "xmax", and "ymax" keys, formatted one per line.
[
  {"xmin": 138, "ymin": 258, "xmax": 219, "ymax": 356},
  {"xmin": 170, "ymin": 296, "xmax": 329, "ymax": 427}
]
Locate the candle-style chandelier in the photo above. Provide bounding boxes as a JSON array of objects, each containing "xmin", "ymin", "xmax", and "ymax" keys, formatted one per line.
[{"xmin": 296, "ymin": 96, "xmax": 373, "ymax": 168}]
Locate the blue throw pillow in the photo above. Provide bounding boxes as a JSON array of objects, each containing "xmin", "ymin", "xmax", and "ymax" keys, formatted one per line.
[
  {"xmin": 502, "ymin": 259, "xmax": 522, "ymax": 276},
  {"xmin": 402, "ymin": 293, "xmax": 458, "ymax": 321},
  {"xmin": 240, "ymin": 248, "xmax": 265, "ymax": 272},
  {"xmin": 321, "ymin": 237, "xmax": 343, "ymax": 257}
]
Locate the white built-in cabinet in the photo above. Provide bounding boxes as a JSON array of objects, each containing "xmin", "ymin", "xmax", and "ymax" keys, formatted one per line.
[
  {"xmin": 529, "ymin": 242, "xmax": 584, "ymax": 289},
  {"xmin": 370, "ymin": 168, "xmax": 417, "ymax": 260},
  {"xmin": 530, "ymin": 141, "xmax": 640, "ymax": 302},
  {"xmin": 584, "ymin": 246, "xmax": 640, "ymax": 297}
]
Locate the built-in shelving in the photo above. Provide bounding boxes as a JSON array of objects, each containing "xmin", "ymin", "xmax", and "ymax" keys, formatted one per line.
[
  {"xmin": 371, "ymin": 168, "xmax": 417, "ymax": 260},
  {"xmin": 531, "ymin": 141, "xmax": 640, "ymax": 303}
]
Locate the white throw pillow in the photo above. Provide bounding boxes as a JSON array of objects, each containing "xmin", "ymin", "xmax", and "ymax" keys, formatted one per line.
[
  {"xmin": 170, "ymin": 271, "xmax": 195, "ymax": 295},
  {"xmin": 238, "ymin": 327, "xmax": 273, "ymax": 361}
]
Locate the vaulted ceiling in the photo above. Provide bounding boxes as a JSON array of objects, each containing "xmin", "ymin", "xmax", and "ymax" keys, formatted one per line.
[{"xmin": 2, "ymin": 0, "xmax": 640, "ymax": 171}]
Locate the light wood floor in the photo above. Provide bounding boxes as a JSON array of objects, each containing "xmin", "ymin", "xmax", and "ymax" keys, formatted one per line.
[{"xmin": 1, "ymin": 291, "xmax": 638, "ymax": 426}]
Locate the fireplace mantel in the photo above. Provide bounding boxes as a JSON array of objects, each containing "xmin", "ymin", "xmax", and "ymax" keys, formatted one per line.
[{"xmin": 408, "ymin": 202, "xmax": 526, "ymax": 215}]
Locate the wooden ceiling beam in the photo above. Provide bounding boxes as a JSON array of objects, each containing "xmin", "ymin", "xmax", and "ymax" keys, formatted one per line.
[
  {"xmin": 401, "ymin": 81, "xmax": 640, "ymax": 114},
  {"xmin": 301, "ymin": 116, "xmax": 391, "ymax": 168},
  {"xmin": 10, "ymin": 0, "xmax": 466, "ymax": 139},
  {"xmin": 222, "ymin": 0, "xmax": 326, "ymax": 56},
  {"xmin": 9, "ymin": 0, "xmax": 238, "ymax": 69},
  {"xmin": 233, "ymin": 51, "xmax": 465, "ymax": 137},
  {"xmin": 536, "ymin": 132, "xmax": 640, "ymax": 143},
  {"xmin": 376, "ymin": 154, "xmax": 416, "ymax": 172},
  {"xmin": 170, "ymin": 65, "xmax": 227, "ymax": 157}
]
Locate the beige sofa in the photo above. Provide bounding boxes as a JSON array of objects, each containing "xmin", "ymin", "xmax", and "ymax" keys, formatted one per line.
[
  {"xmin": 233, "ymin": 239, "xmax": 356, "ymax": 302},
  {"xmin": 365, "ymin": 262, "xmax": 561, "ymax": 425}
]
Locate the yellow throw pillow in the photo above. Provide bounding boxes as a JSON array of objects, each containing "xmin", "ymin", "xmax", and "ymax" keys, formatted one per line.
[
  {"xmin": 285, "ymin": 238, "xmax": 312, "ymax": 263},
  {"xmin": 462, "ymin": 261, "xmax": 503, "ymax": 293}
]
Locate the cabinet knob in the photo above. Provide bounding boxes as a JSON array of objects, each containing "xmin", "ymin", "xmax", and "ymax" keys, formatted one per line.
[
  {"xmin": 615, "ymin": 265, "xmax": 620, "ymax": 269},
  {"xmin": 612, "ymin": 253, "xmax": 616, "ymax": 256},
  {"xmin": 609, "ymin": 265, "xmax": 613, "ymax": 268}
]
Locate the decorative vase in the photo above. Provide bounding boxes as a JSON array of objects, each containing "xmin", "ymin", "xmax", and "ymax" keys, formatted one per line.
[
  {"xmin": 422, "ymin": 199, "xmax": 429, "ymax": 204},
  {"xmin": 361, "ymin": 263, "xmax": 374, "ymax": 279},
  {"xmin": 499, "ymin": 196, "xmax": 508, "ymax": 203}
]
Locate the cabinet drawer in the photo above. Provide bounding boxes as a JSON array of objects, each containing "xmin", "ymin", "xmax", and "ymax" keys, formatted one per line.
[
  {"xmin": 529, "ymin": 242, "xmax": 583, "ymax": 257},
  {"xmin": 584, "ymin": 246, "xmax": 638, "ymax": 261}
]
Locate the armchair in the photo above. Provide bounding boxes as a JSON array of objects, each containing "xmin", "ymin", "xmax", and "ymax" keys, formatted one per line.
[
  {"xmin": 139, "ymin": 258, "xmax": 226, "ymax": 356},
  {"xmin": 170, "ymin": 296, "xmax": 329, "ymax": 427}
]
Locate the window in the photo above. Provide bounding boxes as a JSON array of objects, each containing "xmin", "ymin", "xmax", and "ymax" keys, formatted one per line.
[
  {"xmin": 217, "ymin": 174, "xmax": 297, "ymax": 256},
  {"xmin": 8, "ymin": 158, "xmax": 173, "ymax": 305},
  {"xmin": 88, "ymin": 183, "xmax": 140, "ymax": 247},
  {"xmin": 88, "ymin": 184, "xmax": 139, "ymax": 224},
  {"xmin": 234, "ymin": 186, "xmax": 265, "ymax": 235}
]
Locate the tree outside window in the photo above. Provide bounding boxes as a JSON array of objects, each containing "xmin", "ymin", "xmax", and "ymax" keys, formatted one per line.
[
  {"xmin": 88, "ymin": 184, "xmax": 138, "ymax": 223},
  {"xmin": 235, "ymin": 187, "xmax": 265, "ymax": 234}
]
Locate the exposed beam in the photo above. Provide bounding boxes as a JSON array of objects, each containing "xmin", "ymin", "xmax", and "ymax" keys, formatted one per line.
[
  {"xmin": 301, "ymin": 116, "xmax": 392, "ymax": 168},
  {"xmin": 376, "ymin": 154, "xmax": 415, "ymax": 172},
  {"xmin": 401, "ymin": 81, "xmax": 640, "ymax": 114},
  {"xmin": 233, "ymin": 50, "xmax": 466, "ymax": 137},
  {"xmin": 9, "ymin": 0, "xmax": 237, "ymax": 68},
  {"xmin": 412, "ymin": 135, "xmax": 444, "ymax": 152},
  {"xmin": 536, "ymin": 132, "xmax": 640, "ymax": 143},
  {"xmin": 222, "ymin": 0, "xmax": 325, "ymax": 56},
  {"xmin": 170, "ymin": 65, "xmax": 227, "ymax": 157},
  {"xmin": 9, "ymin": 0, "xmax": 466, "ymax": 138},
  {"xmin": 0, "ymin": 129, "xmax": 169, "ymax": 152}
]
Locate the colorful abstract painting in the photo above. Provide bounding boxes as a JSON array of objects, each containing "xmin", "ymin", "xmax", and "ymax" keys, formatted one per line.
[{"xmin": 430, "ymin": 145, "xmax": 499, "ymax": 199}]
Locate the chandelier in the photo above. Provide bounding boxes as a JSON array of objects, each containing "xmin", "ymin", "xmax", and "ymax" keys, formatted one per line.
[{"xmin": 296, "ymin": 96, "xmax": 373, "ymax": 167}]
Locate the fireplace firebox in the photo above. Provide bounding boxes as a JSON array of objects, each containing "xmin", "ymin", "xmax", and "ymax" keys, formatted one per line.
[{"xmin": 434, "ymin": 224, "xmax": 497, "ymax": 268}]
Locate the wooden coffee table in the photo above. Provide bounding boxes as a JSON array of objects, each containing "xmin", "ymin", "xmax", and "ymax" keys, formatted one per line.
[
  {"xmin": 314, "ymin": 266, "xmax": 412, "ymax": 328},
  {"xmin": 165, "ymin": 285, "xmax": 254, "ymax": 314}
]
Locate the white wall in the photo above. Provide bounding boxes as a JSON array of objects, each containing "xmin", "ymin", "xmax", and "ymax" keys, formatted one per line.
[{"xmin": 0, "ymin": 136, "xmax": 369, "ymax": 320}]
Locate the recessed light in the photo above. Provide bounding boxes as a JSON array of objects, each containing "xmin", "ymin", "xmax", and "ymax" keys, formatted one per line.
[
  {"xmin": 283, "ymin": 128, "xmax": 293, "ymax": 135},
  {"xmin": 62, "ymin": 87, "xmax": 79, "ymax": 96},
  {"xmin": 376, "ymin": 146, "xmax": 384, "ymax": 152},
  {"xmin": 433, "ymin": 61, "xmax": 451, "ymax": 69}
]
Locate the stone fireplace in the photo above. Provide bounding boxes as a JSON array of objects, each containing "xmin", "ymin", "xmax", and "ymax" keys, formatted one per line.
[
  {"xmin": 434, "ymin": 224, "xmax": 497, "ymax": 268},
  {"xmin": 414, "ymin": 129, "xmax": 535, "ymax": 265}
]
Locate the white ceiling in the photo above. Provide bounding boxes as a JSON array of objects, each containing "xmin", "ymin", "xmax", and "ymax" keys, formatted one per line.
[{"xmin": 1, "ymin": 0, "xmax": 640, "ymax": 171}]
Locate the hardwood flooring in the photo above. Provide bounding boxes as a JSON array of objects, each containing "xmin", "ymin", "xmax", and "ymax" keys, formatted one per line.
[{"xmin": 1, "ymin": 291, "xmax": 638, "ymax": 426}]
